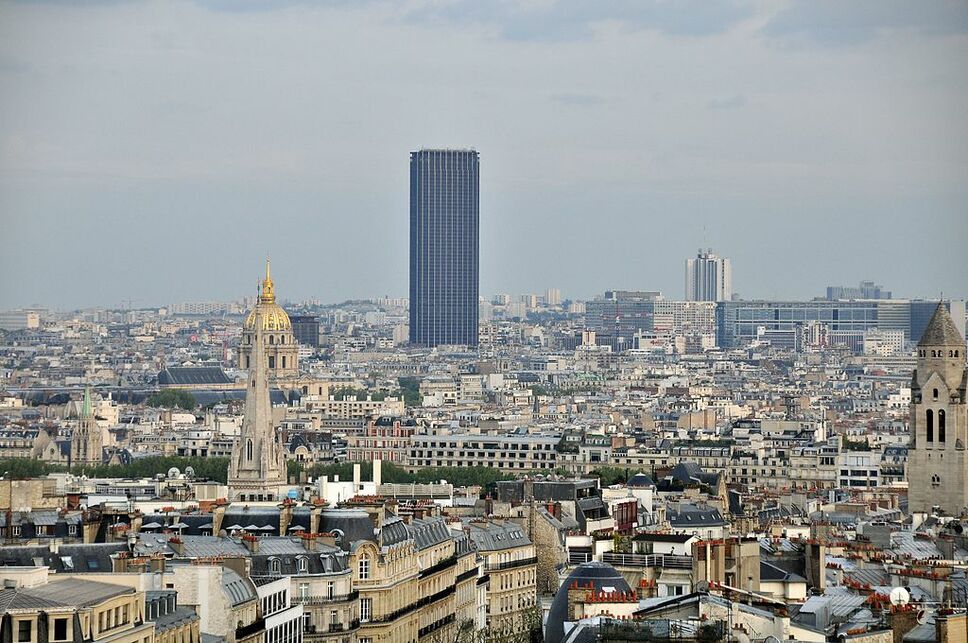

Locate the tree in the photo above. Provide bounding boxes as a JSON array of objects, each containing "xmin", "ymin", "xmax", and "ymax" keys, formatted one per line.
[
  {"xmin": 398, "ymin": 377, "xmax": 421, "ymax": 406},
  {"xmin": 146, "ymin": 389, "xmax": 197, "ymax": 411}
]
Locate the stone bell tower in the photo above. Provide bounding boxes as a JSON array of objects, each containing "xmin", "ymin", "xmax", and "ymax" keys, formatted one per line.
[{"xmin": 907, "ymin": 303, "xmax": 968, "ymax": 515}]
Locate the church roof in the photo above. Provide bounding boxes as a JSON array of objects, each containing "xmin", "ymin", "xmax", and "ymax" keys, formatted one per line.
[{"xmin": 918, "ymin": 303, "xmax": 965, "ymax": 347}]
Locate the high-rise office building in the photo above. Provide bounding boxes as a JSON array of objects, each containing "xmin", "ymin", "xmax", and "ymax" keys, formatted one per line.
[
  {"xmin": 685, "ymin": 248, "xmax": 732, "ymax": 302},
  {"xmin": 409, "ymin": 149, "xmax": 480, "ymax": 347},
  {"xmin": 825, "ymin": 281, "xmax": 892, "ymax": 300}
]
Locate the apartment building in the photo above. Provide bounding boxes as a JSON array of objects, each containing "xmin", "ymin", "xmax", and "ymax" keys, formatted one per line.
[
  {"xmin": 408, "ymin": 430, "xmax": 560, "ymax": 471},
  {"xmin": 465, "ymin": 520, "xmax": 538, "ymax": 639}
]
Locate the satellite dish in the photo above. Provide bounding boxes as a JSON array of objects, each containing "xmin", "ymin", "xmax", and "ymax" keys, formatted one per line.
[
  {"xmin": 167, "ymin": 467, "xmax": 180, "ymax": 479},
  {"xmin": 890, "ymin": 587, "xmax": 911, "ymax": 607}
]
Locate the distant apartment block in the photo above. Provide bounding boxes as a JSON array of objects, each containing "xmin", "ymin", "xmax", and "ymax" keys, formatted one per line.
[
  {"xmin": 0, "ymin": 309, "xmax": 40, "ymax": 330},
  {"xmin": 825, "ymin": 281, "xmax": 892, "ymax": 300},
  {"xmin": 685, "ymin": 248, "xmax": 732, "ymax": 302}
]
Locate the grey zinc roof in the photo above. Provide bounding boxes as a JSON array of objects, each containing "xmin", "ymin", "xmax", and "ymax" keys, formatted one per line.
[
  {"xmin": 20, "ymin": 578, "xmax": 134, "ymax": 607},
  {"xmin": 221, "ymin": 568, "xmax": 257, "ymax": 606},
  {"xmin": 465, "ymin": 520, "xmax": 532, "ymax": 551}
]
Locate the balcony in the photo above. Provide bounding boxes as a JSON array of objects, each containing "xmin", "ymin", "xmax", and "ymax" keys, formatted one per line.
[
  {"xmin": 484, "ymin": 557, "xmax": 538, "ymax": 573},
  {"xmin": 602, "ymin": 552, "xmax": 693, "ymax": 570},
  {"xmin": 292, "ymin": 591, "xmax": 359, "ymax": 605}
]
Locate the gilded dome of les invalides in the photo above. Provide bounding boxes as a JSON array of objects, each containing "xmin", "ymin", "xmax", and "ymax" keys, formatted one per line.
[{"xmin": 244, "ymin": 259, "xmax": 292, "ymax": 332}]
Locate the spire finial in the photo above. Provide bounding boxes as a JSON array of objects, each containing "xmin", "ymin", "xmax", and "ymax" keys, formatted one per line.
[{"xmin": 259, "ymin": 257, "xmax": 275, "ymax": 304}]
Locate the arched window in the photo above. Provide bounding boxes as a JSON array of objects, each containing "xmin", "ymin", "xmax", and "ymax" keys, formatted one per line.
[
  {"xmin": 246, "ymin": 439, "xmax": 253, "ymax": 460},
  {"xmin": 934, "ymin": 388, "xmax": 939, "ymax": 400},
  {"xmin": 932, "ymin": 474, "xmax": 941, "ymax": 487},
  {"xmin": 269, "ymin": 558, "xmax": 280, "ymax": 575},
  {"xmin": 269, "ymin": 335, "xmax": 274, "ymax": 345},
  {"xmin": 927, "ymin": 410, "xmax": 934, "ymax": 442},
  {"xmin": 302, "ymin": 386, "xmax": 308, "ymax": 394},
  {"xmin": 269, "ymin": 356, "xmax": 275, "ymax": 369},
  {"xmin": 280, "ymin": 336, "xmax": 285, "ymax": 344},
  {"xmin": 282, "ymin": 356, "xmax": 286, "ymax": 368},
  {"xmin": 940, "ymin": 410, "xmax": 947, "ymax": 443},
  {"xmin": 245, "ymin": 356, "xmax": 250, "ymax": 369},
  {"xmin": 297, "ymin": 557, "xmax": 308, "ymax": 573}
]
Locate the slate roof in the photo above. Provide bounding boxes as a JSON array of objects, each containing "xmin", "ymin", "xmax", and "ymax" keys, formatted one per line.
[
  {"xmin": 668, "ymin": 504, "xmax": 725, "ymax": 528},
  {"xmin": 546, "ymin": 563, "xmax": 631, "ymax": 643},
  {"xmin": 760, "ymin": 561, "xmax": 806, "ymax": 583},
  {"xmin": 158, "ymin": 367, "xmax": 233, "ymax": 386},
  {"xmin": 918, "ymin": 303, "xmax": 965, "ymax": 347}
]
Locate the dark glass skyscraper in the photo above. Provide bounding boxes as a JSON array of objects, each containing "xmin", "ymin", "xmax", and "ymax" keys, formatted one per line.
[{"xmin": 409, "ymin": 149, "xmax": 480, "ymax": 347}]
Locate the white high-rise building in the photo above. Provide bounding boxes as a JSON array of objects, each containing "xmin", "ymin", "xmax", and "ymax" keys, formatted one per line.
[{"xmin": 685, "ymin": 248, "xmax": 732, "ymax": 302}]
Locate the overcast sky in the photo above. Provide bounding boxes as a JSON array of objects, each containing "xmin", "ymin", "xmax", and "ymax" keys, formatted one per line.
[{"xmin": 1, "ymin": 0, "xmax": 966, "ymax": 310}]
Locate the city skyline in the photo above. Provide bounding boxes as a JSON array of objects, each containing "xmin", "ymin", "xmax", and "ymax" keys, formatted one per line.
[{"xmin": 2, "ymin": 2, "xmax": 967, "ymax": 309}]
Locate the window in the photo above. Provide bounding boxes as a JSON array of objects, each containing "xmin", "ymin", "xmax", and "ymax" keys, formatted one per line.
[
  {"xmin": 269, "ymin": 558, "xmax": 281, "ymax": 575},
  {"xmin": 359, "ymin": 598, "xmax": 372, "ymax": 623},
  {"xmin": 358, "ymin": 555, "xmax": 370, "ymax": 580},
  {"xmin": 269, "ymin": 356, "xmax": 275, "ymax": 369},
  {"xmin": 246, "ymin": 439, "xmax": 253, "ymax": 461},
  {"xmin": 297, "ymin": 557, "xmax": 308, "ymax": 573},
  {"xmin": 18, "ymin": 620, "xmax": 32, "ymax": 643},
  {"xmin": 68, "ymin": 525, "xmax": 77, "ymax": 536},
  {"xmin": 52, "ymin": 618, "xmax": 68, "ymax": 641},
  {"xmin": 934, "ymin": 388, "xmax": 939, "ymax": 400},
  {"xmin": 12, "ymin": 525, "xmax": 20, "ymax": 537},
  {"xmin": 327, "ymin": 581, "xmax": 334, "ymax": 599},
  {"xmin": 940, "ymin": 410, "xmax": 947, "ymax": 443}
]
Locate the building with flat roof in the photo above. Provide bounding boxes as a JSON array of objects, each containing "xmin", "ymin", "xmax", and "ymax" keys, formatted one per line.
[{"xmin": 409, "ymin": 149, "xmax": 480, "ymax": 347}]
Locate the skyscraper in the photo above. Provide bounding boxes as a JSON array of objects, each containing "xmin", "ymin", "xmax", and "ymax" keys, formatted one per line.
[
  {"xmin": 685, "ymin": 248, "xmax": 732, "ymax": 302},
  {"xmin": 409, "ymin": 149, "xmax": 480, "ymax": 347}
]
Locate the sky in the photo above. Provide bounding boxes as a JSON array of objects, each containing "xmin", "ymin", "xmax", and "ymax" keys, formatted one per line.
[{"xmin": 1, "ymin": 0, "xmax": 967, "ymax": 310}]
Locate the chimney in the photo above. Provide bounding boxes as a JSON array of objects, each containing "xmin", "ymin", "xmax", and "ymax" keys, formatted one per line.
[
  {"xmin": 168, "ymin": 537, "xmax": 184, "ymax": 555},
  {"xmin": 301, "ymin": 532, "xmax": 317, "ymax": 551},
  {"xmin": 320, "ymin": 476, "xmax": 329, "ymax": 505},
  {"xmin": 353, "ymin": 464, "xmax": 361, "ymax": 490},
  {"xmin": 373, "ymin": 459, "xmax": 382, "ymax": 487},
  {"xmin": 242, "ymin": 534, "xmax": 260, "ymax": 553}
]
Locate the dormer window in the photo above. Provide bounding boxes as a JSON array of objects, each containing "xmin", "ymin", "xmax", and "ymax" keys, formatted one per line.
[{"xmin": 269, "ymin": 558, "xmax": 281, "ymax": 575}]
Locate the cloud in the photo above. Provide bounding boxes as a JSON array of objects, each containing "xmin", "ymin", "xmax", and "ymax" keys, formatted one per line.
[
  {"xmin": 762, "ymin": 0, "xmax": 968, "ymax": 46},
  {"xmin": 404, "ymin": 0, "xmax": 754, "ymax": 41}
]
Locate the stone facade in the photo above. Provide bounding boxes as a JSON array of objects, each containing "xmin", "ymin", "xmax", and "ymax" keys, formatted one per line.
[{"xmin": 907, "ymin": 304, "xmax": 968, "ymax": 515}]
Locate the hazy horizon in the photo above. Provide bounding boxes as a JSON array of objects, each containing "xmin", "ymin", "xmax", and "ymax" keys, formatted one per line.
[{"xmin": 2, "ymin": 1, "xmax": 967, "ymax": 310}]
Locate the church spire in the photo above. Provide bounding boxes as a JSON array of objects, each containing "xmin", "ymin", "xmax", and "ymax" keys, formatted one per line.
[
  {"xmin": 260, "ymin": 256, "xmax": 275, "ymax": 304},
  {"xmin": 82, "ymin": 386, "xmax": 92, "ymax": 419},
  {"xmin": 919, "ymin": 302, "xmax": 965, "ymax": 347},
  {"xmin": 228, "ymin": 307, "xmax": 286, "ymax": 501}
]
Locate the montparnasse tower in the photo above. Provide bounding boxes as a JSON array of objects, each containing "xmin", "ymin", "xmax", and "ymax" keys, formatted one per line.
[{"xmin": 238, "ymin": 259, "xmax": 298, "ymax": 378}]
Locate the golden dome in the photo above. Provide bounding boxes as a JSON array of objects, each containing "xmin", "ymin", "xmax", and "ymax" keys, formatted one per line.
[{"xmin": 244, "ymin": 259, "xmax": 292, "ymax": 332}]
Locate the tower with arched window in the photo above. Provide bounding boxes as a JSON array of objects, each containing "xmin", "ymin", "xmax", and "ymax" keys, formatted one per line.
[
  {"xmin": 238, "ymin": 259, "xmax": 299, "ymax": 378},
  {"xmin": 228, "ymin": 307, "xmax": 288, "ymax": 502},
  {"xmin": 908, "ymin": 302, "xmax": 968, "ymax": 515}
]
